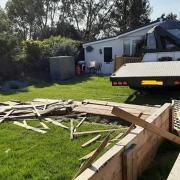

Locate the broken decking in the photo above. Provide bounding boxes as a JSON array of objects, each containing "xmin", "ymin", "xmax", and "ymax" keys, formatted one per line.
[
  {"xmin": 75, "ymin": 102, "xmax": 172, "ymax": 180},
  {"xmin": 73, "ymin": 99, "xmax": 157, "ymax": 120},
  {"xmin": 0, "ymin": 99, "xmax": 176, "ymax": 180}
]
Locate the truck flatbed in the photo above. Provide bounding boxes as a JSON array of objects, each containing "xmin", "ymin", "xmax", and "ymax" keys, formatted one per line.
[{"xmin": 110, "ymin": 61, "xmax": 180, "ymax": 88}]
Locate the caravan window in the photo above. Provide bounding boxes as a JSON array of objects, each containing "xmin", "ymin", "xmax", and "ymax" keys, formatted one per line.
[
  {"xmin": 123, "ymin": 40, "xmax": 131, "ymax": 56},
  {"xmin": 132, "ymin": 40, "xmax": 141, "ymax": 56},
  {"xmin": 132, "ymin": 40, "xmax": 137, "ymax": 56}
]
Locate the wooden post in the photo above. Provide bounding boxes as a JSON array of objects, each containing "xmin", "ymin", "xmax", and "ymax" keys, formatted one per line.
[
  {"xmin": 169, "ymin": 106, "xmax": 174, "ymax": 133},
  {"xmin": 123, "ymin": 144, "xmax": 137, "ymax": 180}
]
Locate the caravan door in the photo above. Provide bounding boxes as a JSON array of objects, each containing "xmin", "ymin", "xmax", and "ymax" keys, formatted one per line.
[{"xmin": 102, "ymin": 47, "xmax": 114, "ymax": 74}]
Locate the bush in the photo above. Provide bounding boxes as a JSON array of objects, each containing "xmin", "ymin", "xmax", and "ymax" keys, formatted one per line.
[
  {"xmin": 16, "ymin": 36, "xmax": 81, "ymax": 80},
  {"xmin": 0, "ymin": 35, "xmax": 81, "ymax": 81},
  {"xmin": 0, "ymin": 34, "xmax": 19, "ymax": 80},
  {"xmin": 46, "ymin": 36, "xmax": 80, "ymax": 56}
]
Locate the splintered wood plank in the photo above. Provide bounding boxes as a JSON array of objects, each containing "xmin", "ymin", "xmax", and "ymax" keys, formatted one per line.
[
  {"xmin": 73, "ymin": 104, "xmax": 147, "ymax": 119},
  {"xmin": 43, "ymin": 104, "xmax": 47, "ymax": 111},
  {"xmin": 31, "ymin": 103, "xmax": 41, "ymax": 117},
  {"xmin": 112, "ymin": 107, "xmax": 180, "ymax": 145},
  {"xmin": 83, "ymin": 99, "xmax": 157, "ymax": 113},
  {"xmin": 23, "ymin": 120, "xmax": 28, "ymax": 126},
  {"xmin": 32, "ymin": 98, "xmax": 60, "ymax": 104},
  {"xmin": 76, "ymin": 117, "xmax": 86, "ymax": 128},
  {"xmin": 13, "ymin": 121, "xmax": 47, "ymax": 134},
  {"xmin": 79, "ymin": 143, "xmax": 111, "ymax": 161},
  {"xmin": 45, "ymin": 118, "xmax": 69, "ymax": 130},
  {"xmin": 40, "ymin": 122, "xmax": 50, "ymax": 130},
  {"xmin": 79, "ymin": 150, "xmax": 96, "ymax": 161},
  {"xmin": 81, "ymin": 135, "xmax": 101, "ymax": 148},
  {"xmin": 70, "ymin": 119, "xmax": 74, "ymax": 140},
  {"xmin": 112, "ymin": 132, "xmax": 124, "ymax": 141},
  {"xmin": 0, "ymin": 106, "xmax": 12, "ymax": 113},
  {"xmin": 74, "ymin": 105, "xmax": 114, "ymax": 117},
  {"xmin": 74, "ymin": 134, "xmax": 110, "ymax": 179},
  {"xmin": 0, "ymin": 109, "xmax": 14, "ymax": 123},
  {"xmin": 73, "ymin": 129, "xmax": 120, "ymax": 137}
]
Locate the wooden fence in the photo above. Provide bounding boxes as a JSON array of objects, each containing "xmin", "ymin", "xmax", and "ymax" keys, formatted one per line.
[{"xmin": 114, "ymin": 57, "xmax": 142, "ymax": 71}]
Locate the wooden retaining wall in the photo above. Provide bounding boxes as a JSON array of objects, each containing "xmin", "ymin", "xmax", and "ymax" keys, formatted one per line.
[
  {"xmin": 76, "ymin": 103, "xmax": 171, "ymax": 180},
  {"xmin": 114, "ymin": 57, "xmax": 142, "ymax": 71}
]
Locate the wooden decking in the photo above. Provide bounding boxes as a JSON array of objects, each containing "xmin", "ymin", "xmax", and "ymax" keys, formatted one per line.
[{"xmin": 73, "ymin": 99, "xmax": 158, "ymax": 120}]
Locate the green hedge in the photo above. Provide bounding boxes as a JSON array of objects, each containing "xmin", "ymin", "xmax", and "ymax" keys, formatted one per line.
[
  {"xmin": 19, "ymin": 36, "xmax": 80, "ymax": 75},
  {"xmin": 1, "ymin": 36, "xmax": 81, "ymax": 81},
  {"xmin": 0, "ymin": 34, "xmax": 18, "ymax": 81}
]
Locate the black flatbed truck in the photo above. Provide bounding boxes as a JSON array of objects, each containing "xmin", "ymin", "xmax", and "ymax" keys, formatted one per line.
[{"xmin": 110, "ymin": 61, "xmax": 180, "ymax": 89}]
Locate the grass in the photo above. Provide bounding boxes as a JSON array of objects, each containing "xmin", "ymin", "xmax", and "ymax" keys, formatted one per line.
[
  {"xmin": 139, "ymin": 141, "xmax": 180, "ymax": 180},
  {"xmin": 0, "ymin": 76, "xmax": 133, "ymax": 103},
  {"xmin": 1, "ymin": 76, "xmax": 180, "ymax": 106},
  {"xmin": 0, "ymin": 76, "xmax": 130, "ymax": 179},
  {"xmin": 0, "ymin": 76, "xmax": 180, "ymax": 179},
  {"xmin": 0, "ymin": 120, "xmax": 123, "ymax": 180}
]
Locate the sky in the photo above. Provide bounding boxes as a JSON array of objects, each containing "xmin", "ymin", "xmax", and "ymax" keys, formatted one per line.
[
  {"xmin": 150, "ymin": 0, "xmax": 180, "ymax": 20},
  {"xmin": 0, "ymin": 0, "xmax": 180, "ymax": 20}
]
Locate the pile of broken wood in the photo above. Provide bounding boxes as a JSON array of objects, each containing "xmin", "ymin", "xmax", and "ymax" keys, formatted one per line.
[
  {"xmin": 0, "ymin": 98, "xmax": 76, "ymax": 121},
  {"xmin": 0, "ymin": 98, "xmax": 83, "ymax": 134},
  {"xmin": 0, "ymin": 99, "xmax": 125, "ymax": 135}
]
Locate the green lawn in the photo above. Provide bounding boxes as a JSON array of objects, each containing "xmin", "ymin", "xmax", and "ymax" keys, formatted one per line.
[
  {"xmin": 1, "ymin": 76, "xmax": 180, "ymax": 105},
  {"xmin": 0, "ymin": 120, "xmax": 123, "ymax": 180},
  {"xmin": 0, "ymin": 76, "xmax": 180, "ymax": 180},
  {"xmin": 0, "ymin": 76, "xmax": 133, "ymax": 103},
  {"xmin": 0, "ymin": 76, "xmax": 128, "ymax": 179}
]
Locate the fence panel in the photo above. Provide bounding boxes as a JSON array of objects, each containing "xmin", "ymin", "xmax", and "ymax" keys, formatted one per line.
[{"xmin": 115, "ymin": 57, "xmax": 142, "ymax": 71}]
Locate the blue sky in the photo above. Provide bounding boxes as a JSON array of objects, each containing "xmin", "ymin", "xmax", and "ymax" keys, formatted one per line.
[
  {"xmin": 150, "ymin": 0, "xmax": 180, "ymax": 20},
  {"xmin": 0, "ymin": 0, "xmax": 7, "ymax": 9},
  {"xmin": 0, "ymin": 0, "xmax": 180, "ymax": 20}
]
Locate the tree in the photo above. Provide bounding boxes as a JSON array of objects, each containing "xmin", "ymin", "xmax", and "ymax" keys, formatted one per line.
[
  {"xmin": 110, "ymin": 0, "xmax": 151, "ymax": 35},
  {"xmin": 5, "ymin": 0, "xmax": 152, "ymax": 41},
  {"xmin": 6, "ymin": 0, "xmax": 61, "ymax": 39},
  {"xmin": 56, "ymin": 21, "xmax": 81, "ymax": 40},
  {"xmin": 110, "ymin": 0, "xmax": 129, "ymax": 34},
  {"xmin": 161, "ymin": 13, "xmax": 178, "ymax": 21},
  {"xmin": 6, "ymin": 0, "xmax": 42, "ymax": 39},
  {"xmin": 129, "ymin": 0, "xmax": 151, "ymax": 29},
  {"xmin": 0, "ymin": 8, "xmax": 12, "ymax": 33},
  {"xmin": 61, "ymin": 0, "xmax": 115, "ymax": 41}
]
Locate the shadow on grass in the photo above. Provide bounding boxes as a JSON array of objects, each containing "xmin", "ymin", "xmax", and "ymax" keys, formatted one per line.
[
  {"xmin": 125, "ymin": 89, "xmax": 180, "ymax": 106},
  {"xmin": 0, "ymin": 88, "xmax": 28, "ymax": 96},
  {"xmin": 27, "ymin": 74, "xmax": 93, "ymax": 87},
  {"xmin": 139, "ymin": 141, "xmax": 180, "ymax": 180},
  {"xmin": 0, "ymin": 75, "xmax": 93, "ymax": 96}
]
